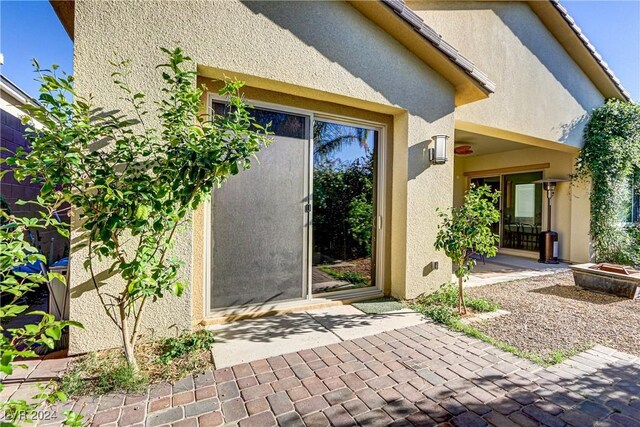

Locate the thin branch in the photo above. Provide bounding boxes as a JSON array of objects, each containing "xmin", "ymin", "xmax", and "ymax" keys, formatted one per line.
[
  {"xmin": 130, "ymin": 296, "xmax": 147, "ymax": 347},
  {"xmin": 87, "ymin": 238, "xmax": 120, "ymax": 328}
]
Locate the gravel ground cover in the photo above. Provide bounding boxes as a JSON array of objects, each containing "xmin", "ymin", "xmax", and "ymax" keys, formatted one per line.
[{"xmin": 466, "ymin": 271, "xmax": 640, "ymax": 358}]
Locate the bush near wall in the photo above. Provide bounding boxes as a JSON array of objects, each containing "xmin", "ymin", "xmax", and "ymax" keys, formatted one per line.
[{"xmin": 575, "ymin": 99, "xmax": 640, "ymax": 266}]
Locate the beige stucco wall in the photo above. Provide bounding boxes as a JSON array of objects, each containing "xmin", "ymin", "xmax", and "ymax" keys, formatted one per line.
[
  {"xmin": 69, "ymin": 0, "xmax": 456, "ymax": 353},
  {"xmin": 408, "ymin": 1, "xmax": 605, "ymax": 148},
  {"xmin": 454, "ymin": 146, "xmax": 591, "ymax": 263}
]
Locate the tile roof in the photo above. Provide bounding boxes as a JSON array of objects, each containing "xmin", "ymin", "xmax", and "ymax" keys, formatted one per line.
[
  {"xmin": 549, "ymin": 0, "xmax": 631, "ymax": 101},
  {"xmin": 380, "ymin": 0, "xmax": 497, "ymax": 93},
  {"xmin": 382, "ymin": 0, "xmax": 631, "ymax": 102}
]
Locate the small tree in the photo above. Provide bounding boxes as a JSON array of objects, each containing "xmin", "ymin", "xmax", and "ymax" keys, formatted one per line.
[
  {"xmin": 434, "ymin": 184, "xmax": 500, "ymax": 314},
  {"xmin": 7, "ymin": 48, "xmax": 272, "ymax": 371}
]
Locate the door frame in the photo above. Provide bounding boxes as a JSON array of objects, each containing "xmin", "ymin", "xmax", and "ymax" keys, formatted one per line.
[
  {"xmin": 204, "ymin": 94, "xmax": 387, "ymax": 317},
  {"xmin": 310, "ymin": 113, "xmax": 386, "ymax": 300}
]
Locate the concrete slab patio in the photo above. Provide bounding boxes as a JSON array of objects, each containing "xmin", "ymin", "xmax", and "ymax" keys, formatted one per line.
[
  {"xmin": 466, "ymin": 254, "xmax": 570, "ymax": 288},
  {"xmin": 209, "ymin": 305, "xmax": 425, "ymax": 368}
]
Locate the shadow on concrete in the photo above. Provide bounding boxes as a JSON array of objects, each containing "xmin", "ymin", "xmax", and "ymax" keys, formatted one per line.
[{"xmin": 212, "ymin": 310, "xmax": 417, "ymax": 344}]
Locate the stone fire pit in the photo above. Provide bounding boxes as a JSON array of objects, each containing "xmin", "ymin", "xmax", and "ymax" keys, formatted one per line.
[{"xmin": 571, "ymin": 263, "xmax": 640, "ymax": 299}]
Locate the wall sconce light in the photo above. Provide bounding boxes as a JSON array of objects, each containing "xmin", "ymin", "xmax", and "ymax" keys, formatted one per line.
[{"xmin": 429, "ymin": 134, "xmax": 449, "ymax": 165}]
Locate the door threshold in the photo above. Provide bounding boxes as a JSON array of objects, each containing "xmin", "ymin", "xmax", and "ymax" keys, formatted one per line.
[
  {"xmin": 314, "ymin": 287, "xmax": 383, "ymax": 301},
  {"xmin": 201, "ymin": 290, "xmax": 384, "ymax": 326},
  {"xmin": 498, "ymin": 248, "xmax": 539, "ymax": 259}
]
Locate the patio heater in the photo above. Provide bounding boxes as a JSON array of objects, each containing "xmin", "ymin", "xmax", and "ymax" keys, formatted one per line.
[{"xmin": 533, "ymin": 178, "xmax": 568, "ymax": 264}]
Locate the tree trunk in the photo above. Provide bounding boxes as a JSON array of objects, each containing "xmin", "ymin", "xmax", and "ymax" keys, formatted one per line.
[
  {"xmin": 458, "ymin": 276, "xmax": 467, "ymax": 315},
  {"xmin": 119, "ymin": 302, "xmax": 138, "ymax": 372}
]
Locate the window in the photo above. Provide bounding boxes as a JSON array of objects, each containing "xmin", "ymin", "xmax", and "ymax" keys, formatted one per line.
[
  {"xmin": 514, "ymin": 183, "xmax": 536, "ymax": 219},
  {"xmin": 620, "ymin": 170, "xmax": 640, "ymax": 224},
  {"xmin": 630, "ymin": 171, "xmax": 639, "ymax": 223},
  {"xmin": 212, "ymin": 101, "xmax": 308, "ymax": 139}
]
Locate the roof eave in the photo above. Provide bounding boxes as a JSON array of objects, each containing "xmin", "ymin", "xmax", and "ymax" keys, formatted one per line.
[
  {"xmin": 350, "ymin": 0, "xmax": 495, "ymax": 106},
  {"xmin": 50, "ymin": 0, "xmax": 74, "ymax": 41},
  {"xmin": 528, "ymin": 0, "xmax": 631, "ymax": 102},
  {"xmin": 1, "ymin": 75, "xmax": 40, "ymax": 107}
]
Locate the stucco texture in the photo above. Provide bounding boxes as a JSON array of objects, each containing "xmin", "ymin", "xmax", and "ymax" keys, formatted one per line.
[
  {"xmin": 407, "ymin": 1, "xmax": 605, "ymax": 148},
  {"xmin": 70, "ymin": 0, "xmax": 456, "ymax": 353}
]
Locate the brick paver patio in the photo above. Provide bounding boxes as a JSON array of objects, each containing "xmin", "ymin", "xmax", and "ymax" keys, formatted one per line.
[{"xmin": 4, "ymin": 321, "xmax": 640, "ymax": 426}]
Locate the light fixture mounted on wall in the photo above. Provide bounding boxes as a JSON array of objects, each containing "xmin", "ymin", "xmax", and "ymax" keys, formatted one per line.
[{"xmin": 429, "ymin": 134, "xmax": 449, "ymax": 165}]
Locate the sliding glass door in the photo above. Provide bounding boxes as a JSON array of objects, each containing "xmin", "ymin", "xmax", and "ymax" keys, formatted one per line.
[
  {"xmin": 470, "ymin": 171, "xmax": 543, "ymax": 253},
  {"xmin": 501, "ymin": 172, "xmax": 543, "ymax": 251}
]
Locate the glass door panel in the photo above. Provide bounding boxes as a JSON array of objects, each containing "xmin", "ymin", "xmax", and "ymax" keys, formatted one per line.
[
  {"xmin": 501, "ymin": 172, "xmax": 543, "ymax": 251},
  {"xmin": 210, "ymin": 104, "xmax": 310, "ymax": 309},
  {"xmin": 312, "ymin": 120, "xmax": 378, "ymax": 294}
]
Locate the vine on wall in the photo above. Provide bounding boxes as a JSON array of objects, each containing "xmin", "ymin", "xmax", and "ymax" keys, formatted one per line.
[{"xmin": 575, "ymin": 99, "xmax": 640, "ymax": 265}]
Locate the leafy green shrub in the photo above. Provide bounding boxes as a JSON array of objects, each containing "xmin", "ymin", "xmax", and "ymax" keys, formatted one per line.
[
  {"xmin": 7, "ymin": 48, "xmax": 272, "ymax": 371},
  {"xmin": 575, "ymin": 99, "xmax": 640, "ymax": 265},
  {"xmin": 58, "ymin": 370, "xmax": 85, "ymax": 398},
  {"xmin": 313, "ymin": 154, "xmax": 373, "ymax": 260},
  {"xmin": 0, "ymin": 205, "xmax": 83, "ymax": 426},
  {"xmin": 416, "ymin": 282, "xmax": 459, "ymax": 308},
  {"xmin": 348, "ymin": 195, "xmax": 373, "ymax": 256},
  {"xmin": 412, "ymin": 282, "xmax": 499, "ymax": 326},
  {"xmin": 466, "ymin": 297, "xmax": 500, "ymax": 313},
  {"xmin": 61, "ymin": 356, "xmax": 148, "ymax": 396},
  {"xmin": 420, "ymin": 305, "xmax": 460, "ymax": 325},
  {"xmin": 625, "ymin": 224, "xmax": 640, "ymax": 265},
  {"xmin": 95, "ymin": 365, "xmax": 148, "ymax": 395},
  {"xmin": 157, "ymin": 330, "xmax": 215, "ymax": 364}
]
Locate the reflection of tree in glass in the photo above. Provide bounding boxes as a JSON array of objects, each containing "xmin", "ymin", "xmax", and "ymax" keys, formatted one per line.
[
  {"xmin": 314, "ymin": 121, "xmax": 370, "ymax": 160},
  {"xmin": 313, "ymin": 154, "xmax": 373, "ymax": 260}
]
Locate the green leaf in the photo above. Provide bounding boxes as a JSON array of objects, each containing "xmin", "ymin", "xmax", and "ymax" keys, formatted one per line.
[
  {"xmin": 41, "ymin": 336, "xmax": 55, "ymax": 349},
  {"xmin": 172, "ymin": 282, "xmax": 184, "ymax": 297},
  {"xmin": 134, "ymin": 204, "xmax": 151, "ymax": 221},
  {"xmin": 45, "ymin": 326, "xmax": 62, "ymax": 340},
  {"xmin": 25, "ymin": 324, "xmax": 41, "ymax": 335}
]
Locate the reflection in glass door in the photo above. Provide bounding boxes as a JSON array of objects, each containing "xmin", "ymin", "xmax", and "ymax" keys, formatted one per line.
[
  {"xmin": 312, "ymin": 120, "xmax": 378, "ymax": 295},
  {"xmin": 470, "ymin": 176, "xmax": 501, "ymax": 238},
  {"xmin": 501, "ymin": 172, "xmax": 543, "ymax": 251}
]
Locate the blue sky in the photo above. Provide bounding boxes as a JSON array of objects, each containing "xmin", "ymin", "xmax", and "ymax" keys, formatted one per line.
[
  {"xmin": 0, "ymin": 0, "xmax": 638, "ymax": 101},
  {"xmin": 1, "ymin": 1, "xmax": 73, "ymax": 96},
  {"xmin": 562, "ymin": 0, "xmax": 640, "ymax": 101}
]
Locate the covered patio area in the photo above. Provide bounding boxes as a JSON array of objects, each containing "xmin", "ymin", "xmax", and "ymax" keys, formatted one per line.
[{"xmin": 453, "ymin": 124, "xmax": 592, "ymax": 266}]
